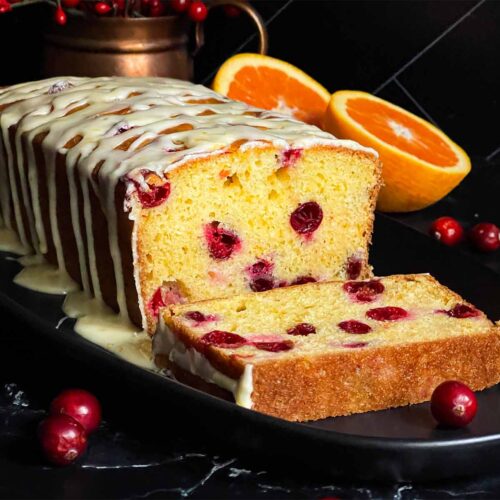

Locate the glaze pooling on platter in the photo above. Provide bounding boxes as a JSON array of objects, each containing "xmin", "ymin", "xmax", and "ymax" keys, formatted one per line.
[{"xmin": 0, "ymin": 76, "xmax": 377, "ymax": 328}]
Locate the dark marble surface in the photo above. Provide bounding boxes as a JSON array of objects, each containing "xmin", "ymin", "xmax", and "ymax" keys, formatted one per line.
[{"xmin": 1, "ymin": 1, "xmax": 500, "ymax": 497}]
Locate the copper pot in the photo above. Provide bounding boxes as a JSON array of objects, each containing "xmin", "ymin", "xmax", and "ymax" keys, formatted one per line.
[{"xmin": 42, "ymin": 0, "xmax": 268, "ymax": 80}]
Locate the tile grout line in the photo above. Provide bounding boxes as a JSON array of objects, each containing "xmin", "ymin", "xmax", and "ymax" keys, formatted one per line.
[
  {"xmin": 373, "ymin": 0, "xmax": 487, "ymax": 94},
  {"xmin": 201, "ymin": 0, "xmax": 295, "ymax": 85},
  {"xmin": 393, "ymin": 78, "xmax": 439, "ymax": 127}
]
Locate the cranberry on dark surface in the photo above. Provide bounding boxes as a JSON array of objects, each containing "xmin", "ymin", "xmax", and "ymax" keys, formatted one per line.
[
  {"xmin": 185, "ymin": 311, "xmax": 217, "ymax": 323},
  {"xmin": 338, "ymin": 320, "xmax": 372, "ymax": 334},
  {"xmin": 290, "ymin": 276, "xmax": 317, "ymax": 286},
  {"xmin": 50, "ymin": 389, "xmax": 101, "ymax": 434},
  {"xmin": 366, "ymin": 306, "xmax": 408, "ymax": 321},
  {"xmin": 286, "ymin": 323, "xmax": 316, "ymax": 336},
  {"xmin": 343, "ymin": 280, "xmax": 384, "ymax": 303},
  {"xmin": 346, "ymin": 256, "xmax": 363, "ymax": 280},
  {"xmin": 446, "ymin": 304, "xmax": 480, "ymax": 319},
  {"xmin": 431, "ymin": 380, "xmax": 477, "ymax": 428},
  {"xmin": 469, "ymin": 222, "xmax": 500, "ymax": 252},
  {"xmin": 429, "ymin": 216, "xmax": 464, "ymax": 246},
  {"xmin": 250, "ymin": 277, "xmax": 275, "ymax": 292},
  {"xmin": 253, "ymin": 340, "xmax": 294, "ymax": 352},
  {"xmin": 290, "ymin": 201, "xmax": 323, "ymax": 236},
  {"xmin": 204, "ymin": 221, "xmax": 241, "ymax": 260},
  {"xmin": 38, "ymin": 415, "xmax": 88, "ymax": 466},
  {"xmin": 200, "ymin": 330, "xmax": 247, "ymax": 349}
]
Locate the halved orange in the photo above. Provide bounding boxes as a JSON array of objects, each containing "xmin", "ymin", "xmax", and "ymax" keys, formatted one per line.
[
  {"xmin": 323, "ymin": 90, "xmax": 471, "ymax": 212},
  {"xmin": 213, "ymin": 53, "xmax": 330, "ymax": 127}
]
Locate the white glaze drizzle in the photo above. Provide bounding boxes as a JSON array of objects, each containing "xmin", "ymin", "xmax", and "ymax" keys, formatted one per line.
[{"xmin": 0, "ymin": 76, "xmax": 378, "ymax": 326}]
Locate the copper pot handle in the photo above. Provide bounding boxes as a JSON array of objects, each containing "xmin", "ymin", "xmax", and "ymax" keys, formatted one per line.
[{"xmin": 194, "ymin": 0, "xmax": 268, "ymax": 55}]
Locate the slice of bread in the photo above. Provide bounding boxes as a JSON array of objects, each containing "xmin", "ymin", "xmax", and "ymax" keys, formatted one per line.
[{"xmin": 154, "ymin": 274, "xmax": 500, "ymax": 421}]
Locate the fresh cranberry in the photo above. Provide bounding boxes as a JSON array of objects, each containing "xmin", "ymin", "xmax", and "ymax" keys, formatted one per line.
[
  {"xmin": 366, "ymin": 306, "xmax": 408, "ymax": 321},
  {"xmin": 429, "ymin": 216, "xmax": 464, "ymax": 246},
  {"xmin": 50, "ymin": 389, "xmax": 101, "ymax": 434},
  {"xmin": 343, "ymin": 280, "xmax": 384, "ymax": 303},
  {"xmin": 469, "ymin": 222, "xmax": 500, "ymax": 252},
  {"xmin": 148, "ymin": 0, "xmax": 165, "ymax": 16},
  {"xmin": 281, "ymin": 148, "xmax": 302, "ymax": 166},
  {"xmin": 54, "ymin": 6, "xmax": 67, "ymax": 25},
  {"xmin": 290, "ymin": 202, "xmax": 323, "ymax": 236},
  {"xmin": 431, "ymin": 380, "xmax": 477, "ymax": 428},
  {"xmin": 94, "ymin": 1, "xmax": 112, "ymax": 14},
  {"xmin": 290, "ymin": 276, "xmax": 317, "ymax": 286},
  {"xmin": 247, "ymin": 259, "xmax": 273, "ymax": 278},
  {"xmin": 286, "ymin": 323, "xmax": 316, "ymax": 336},
  {"xmin": 0, "ymin": 1, "xmax": 12, "ymax": 14},
  {"xmin": 137, "ymin": 181, "xmax": 171, "ymax": 209},
  {"xmin": 343, "ymin": 342, "xmax": 368, "ymax": 348},
  {"xmin": 188, "ymin": 0, "xmax": 207, "ymax": 21},
  {"xmin": 62, "ymin": 0, "xmax": 80, "ymax": 6},
  {"xmin": 250, "ymin": 277, "xmax": 275, "ymax": 292},
  {"xmin": 446, "ymin": 304, "xmax": 480, "ymax": 319},
  {"xmin": 200, "ymin": 330, "xmax": 247, "ymax": 349},
  {"xmin": 204, "ymin": 221, "xmax": 241, "ymax": 260},
  {"xmin": 253, "ymin": 340, "xmax": 294, "ymax": 352},
  {"xmin": 223, "ymin": 4, "xmax": 240, "ymax": 17},
  {"xmin": 185, "ymin": 311, "xmax": 217, "ymax": 323},
  {"xmin": 170, "ymin": 0, "xmax": 190, "ymax": 12},
  {"xmin": 338, "ymin": 320, "xmax": 372, "ymax": 334},
  {"xmin": 346, "ymin": 256, "xmax": 362, "ymax": 280},
  {"xmin": 38, "ymin": 415, "xmax": 87, "ymax": 466}
]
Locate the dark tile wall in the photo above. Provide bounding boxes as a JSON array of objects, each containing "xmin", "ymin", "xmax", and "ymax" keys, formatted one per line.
[{"xmin": 1, "ymin": 0, "xmax": 498, "ymax": 162}]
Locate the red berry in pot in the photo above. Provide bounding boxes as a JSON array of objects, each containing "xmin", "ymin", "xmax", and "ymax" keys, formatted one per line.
[
  {"xmin": 0, "ymin": 1, "xmax": 12, "ymax": 14},
  {"xmin": 62, "ymin": 0, "xmax": 80, "ymax": 8},
  {"xmin": 149, "ymin": 0, "xmax": 165, "ymax": 16},
  {"xmin": 170, "ymin": 0, "xmax": 190, "ymax": 12},
  {"xmin": 50, "ymin": 388, "xmax": 102, "ymax": 434},
  {"xmin": 54, "ymin": 6, "xmax": 67, "ymax": 25},
  {"xmin": 188, "ymin": 0, "xmax": 207, "ymax": 22},
  {"xmin": 95, "ymin": 1, "xmax": 112, "ymax": 14},
  {"xmin": 430, "ymin": 380, "xmax": 477, "ymax": 428},
  {"xmin": 469, "ymin": 222, "xmax": 500, "ymax": 252},
  {"xmin": 38, "ymin": 415, "xmax": 87, "ymax": 466},
  {"xmin": 223, "ymin": 5, "xmax": 240, "ymax": 17},
  {"xmin": 429, "ymin": 216, "xmax": 463, "ymax": 246}
]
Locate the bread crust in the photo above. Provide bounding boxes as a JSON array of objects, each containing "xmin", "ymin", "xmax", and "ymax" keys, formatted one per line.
[
  {"xmin": 159, "ymin": 327, "xmax": 500, "ymax": 422},
  {"xmin": 251, "ymin": 328, "xmax": 500, "ymax": 421}
]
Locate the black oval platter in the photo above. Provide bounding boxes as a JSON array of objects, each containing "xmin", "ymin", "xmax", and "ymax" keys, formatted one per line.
[{"xmin": 1, "ymin": 213, "xmax": 500, "ymax": 483}]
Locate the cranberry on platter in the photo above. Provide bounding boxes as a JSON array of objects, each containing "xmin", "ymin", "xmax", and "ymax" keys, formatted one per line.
[
  {"xmin": 50, "ymin": 388, "xmax": 102, "ymax": 434},
  {"xmin": 430, "ymin": 380, "xmax": 477, "ymax": 428},
  {"xmin": 469, "ymin": 222, "xmax": 500, "ymax": 252},
  {"xmin": 429, "ymin": 216, "xmax": 463, "ymax": 246},
  {"xmin": 38, "ymin": 414, "xmax": 88, "ymax": 466}
]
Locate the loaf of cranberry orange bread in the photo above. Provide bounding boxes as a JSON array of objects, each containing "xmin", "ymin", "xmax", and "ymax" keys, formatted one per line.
[
  {"xmin": 0, "ymin": 77, "xmax": 380, "ymax": 332},
  {"xmin": 154, "ymin": 274, "xmax": 500, "ymax": 421}
]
